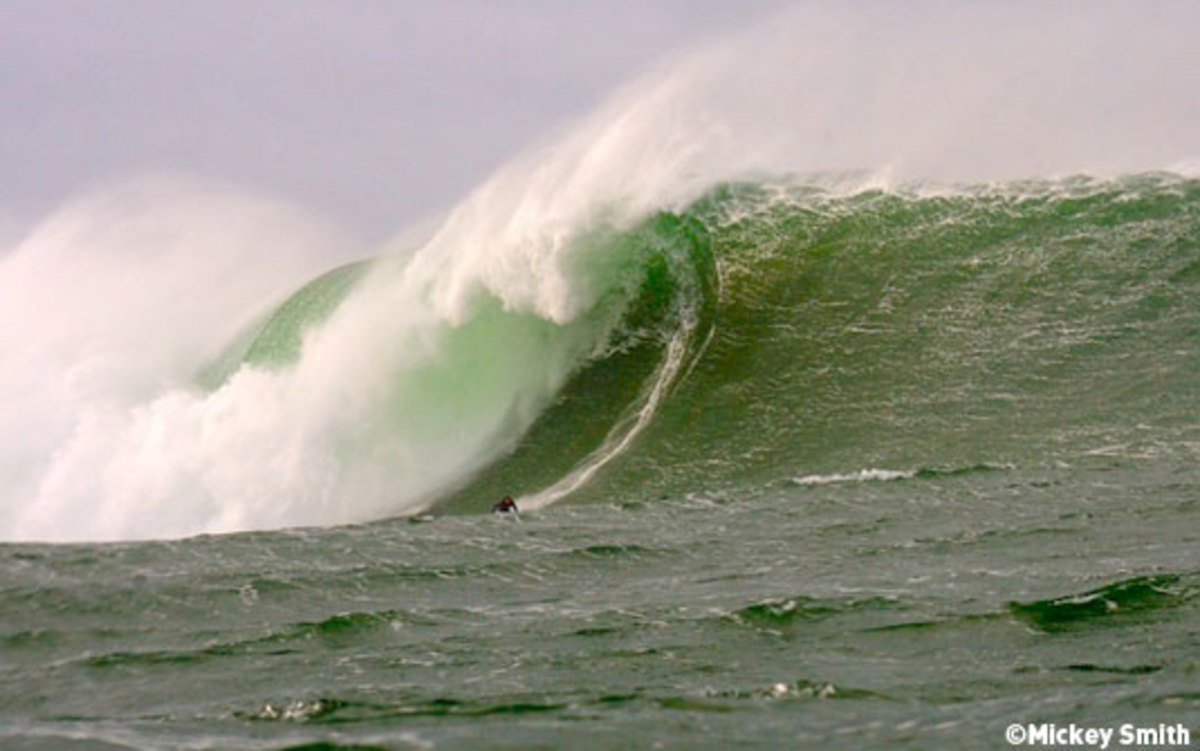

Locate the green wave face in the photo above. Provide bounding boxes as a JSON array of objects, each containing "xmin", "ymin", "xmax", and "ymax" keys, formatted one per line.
[
  {"xmin": 192, "ymin": 208, "xmax": 715, "ymax": 520},
  {"xmin": 449, "ymin": 175, "xmax": 1199, "ymax": 509},
  {"xmin": 190, "ymin": 175, "xmax": 1198, "ymax": 519},
  {"xmin": 198, "ymin": 260, "xmax": 374, "ymax": 389}
]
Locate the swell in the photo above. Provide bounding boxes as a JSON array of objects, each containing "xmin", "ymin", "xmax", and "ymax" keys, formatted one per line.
[
  {"xmin": 7, "ymin": 173, "xmax": 1197, "ymax": 538},
  {"xmin": 467, "ymin": 174, "xmax": 1200, "ymax": 507},
  {"xmin": 1008, "ymin": 574, "xmax": 1194, "ymax": 632}
]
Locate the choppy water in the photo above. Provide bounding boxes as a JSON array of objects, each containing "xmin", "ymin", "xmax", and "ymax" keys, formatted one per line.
[{"xmin": 3, "ymin": 174, "xmax": 1198, "ymax": 749}]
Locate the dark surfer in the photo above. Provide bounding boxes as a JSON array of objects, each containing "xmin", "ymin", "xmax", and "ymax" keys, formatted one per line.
[{"xmin": 492, "ymin": 496, "xmax": 518, "ymax": 514}]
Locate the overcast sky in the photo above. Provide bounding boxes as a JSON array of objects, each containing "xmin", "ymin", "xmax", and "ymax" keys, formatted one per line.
[{"xmin": 0, "ymin": 1, "xmax": 793, "ymax": 240}]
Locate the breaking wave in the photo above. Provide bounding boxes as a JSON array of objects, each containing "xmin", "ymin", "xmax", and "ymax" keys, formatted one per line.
[{"xmin": 2, "ymin": 2, "xmax": 1198, "ymax": 540}]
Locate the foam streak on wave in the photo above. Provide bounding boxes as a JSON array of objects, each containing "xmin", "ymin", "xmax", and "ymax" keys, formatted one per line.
[{"xmin": 523, "ymin": 323, "xmax": 694, "ymax": 511}]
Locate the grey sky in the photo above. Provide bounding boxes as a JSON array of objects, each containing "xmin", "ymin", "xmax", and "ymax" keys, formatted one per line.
[{"xmin": 1, "ymin": 1, "xmax": 792, "ymax": 240}]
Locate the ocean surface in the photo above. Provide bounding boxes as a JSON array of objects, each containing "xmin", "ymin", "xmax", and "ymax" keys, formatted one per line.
[{"xmin": 2, "ymin": 174, "xmax": 1198, "ymax": 749}]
